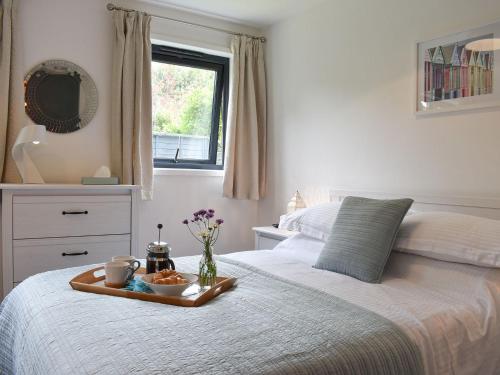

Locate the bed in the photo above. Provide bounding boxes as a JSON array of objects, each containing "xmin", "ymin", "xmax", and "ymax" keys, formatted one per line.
[
  {"xmin": 1, "ymin": 191, "xmax": 500, "ymax": 374},
  {"xmin": 228, "ymin": 236, "xmax": 500, "ymax": 374}
]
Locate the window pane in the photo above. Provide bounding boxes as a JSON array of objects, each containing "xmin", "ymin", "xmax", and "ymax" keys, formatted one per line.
[{"xmin": 152, "ymin": 61, "xmax": 216, "ymax": 160}]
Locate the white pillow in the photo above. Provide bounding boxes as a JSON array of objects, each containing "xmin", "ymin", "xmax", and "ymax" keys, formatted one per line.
[
  {"xmin": 278, "ymin": 202, "xmax": 342, "ymax": 242},
  {"xmin": 273, "ymin": 233, "xmax": 324, "ymax": 266},
  {"xmin": 279, "ymin": 201, "xmax": 414, "ymax": 242},
  {"xmin": 394, "ymin": 211, "xmax": 500, "ymax": 268}
]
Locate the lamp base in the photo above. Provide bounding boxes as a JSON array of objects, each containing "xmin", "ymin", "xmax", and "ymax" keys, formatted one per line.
[
  {"xmin": 12, "ymin": 125, "xmax": 47, "ymax": 184},
  {"xmin": 17, "ymin": 147, "xmax": 45, "ymax": 184}
]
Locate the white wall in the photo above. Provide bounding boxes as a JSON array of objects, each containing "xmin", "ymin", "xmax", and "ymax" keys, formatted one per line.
[
  {"xmin": 260, "ymin": 0, "xmax": 500, "ymax": 223},
  {"xmin": 139, "ymin": 172, "xmax": 259, "ymax": 257},
  {"xmin": 16, "ymin": 0, "xmax": 260, "ymax": 256},
  {"xmin": 19, "ymin": 0, "xmax": 113, "ymax": 183}
]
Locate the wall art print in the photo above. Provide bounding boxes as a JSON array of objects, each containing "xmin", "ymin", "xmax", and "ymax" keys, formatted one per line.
[{"xmin": 417, "ymin": 21, "xmax": 500, "ymax": 114}]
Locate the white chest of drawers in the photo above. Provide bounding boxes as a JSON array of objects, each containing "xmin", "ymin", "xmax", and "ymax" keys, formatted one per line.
[{"xmin": 1, "ymin": 184, "xmax": 140, "ymax": 297}]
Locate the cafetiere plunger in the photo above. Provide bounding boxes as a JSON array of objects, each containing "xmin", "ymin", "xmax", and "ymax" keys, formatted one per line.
[{"xmin": 146, "ymin": 224, "xmax": 175, "ymax": 274}]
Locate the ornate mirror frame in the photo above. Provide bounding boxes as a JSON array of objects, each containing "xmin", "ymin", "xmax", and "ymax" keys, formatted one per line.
[{"xmin": 25, "ymin": 59, "xmax": 98, "ymax": 133}]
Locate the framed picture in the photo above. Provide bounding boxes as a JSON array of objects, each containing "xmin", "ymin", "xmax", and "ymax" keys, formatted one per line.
[{"xmin": 416, "ymin": 20, "xmax": 500, "ymax": 115}]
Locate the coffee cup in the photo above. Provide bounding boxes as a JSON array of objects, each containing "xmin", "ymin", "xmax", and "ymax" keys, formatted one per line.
[
  {"xmin": 112, "ymin": 255, "xmax": 141, "ymax": 279},
  {"xmin": 104, "ymin": 261, "xmax": 138, "ymax": 288}
]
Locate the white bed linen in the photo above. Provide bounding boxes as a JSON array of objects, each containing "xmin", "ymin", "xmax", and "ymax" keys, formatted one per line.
[
  {"xmin": 225, "ymin": 234, "xmax": 500, "ymax": 375},
  {"xmin": 395, "ymin": 211, "xmax": 500, "ymax": 268}
]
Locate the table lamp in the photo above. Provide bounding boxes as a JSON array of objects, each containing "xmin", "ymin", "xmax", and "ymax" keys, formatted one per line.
[
  {"xmin": 287, "ymin": 190, "xmax": 306, "ymax": 214},
  {"xmin": 12, "ymin": 124, "xmax": 48, "ymax": 183}
]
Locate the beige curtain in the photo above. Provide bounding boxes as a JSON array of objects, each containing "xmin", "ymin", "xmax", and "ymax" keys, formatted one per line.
[
  {"xmin": 110, "ymin": 10, "xmax": 153, "ymax": 200},
  {"xmin": 223, "ymin": 36, "xmax": 267, "ymax": 200},
  {"xmin": 0, "ymin": 0, "xmax": 23, "ymax": 183}
]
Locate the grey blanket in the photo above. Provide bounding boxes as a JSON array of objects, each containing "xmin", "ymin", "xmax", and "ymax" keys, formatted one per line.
[{"xmin": 0, "ymin": 256, "xmax": 423, "ymax": 375}]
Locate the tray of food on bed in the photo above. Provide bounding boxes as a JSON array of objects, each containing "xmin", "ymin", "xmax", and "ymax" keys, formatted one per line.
[{"xmin": 69, "ymin": 267, "xmax": 237, "ymax": 307}]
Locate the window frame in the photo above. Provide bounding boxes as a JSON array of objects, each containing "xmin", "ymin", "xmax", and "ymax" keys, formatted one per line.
[{"xmin": 151, "ymin": 44, "xmax": 229, "ymax": 170}]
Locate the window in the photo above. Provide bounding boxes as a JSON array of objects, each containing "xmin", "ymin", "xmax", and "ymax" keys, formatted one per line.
[{"xmin": 151, "ymin": 45, "xmax": 229, "ymax": 169}]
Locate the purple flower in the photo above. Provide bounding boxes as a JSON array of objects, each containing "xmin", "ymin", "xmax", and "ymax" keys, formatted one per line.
[
  {"xmin": 198, "ymin": 209, "xmax": 207, "ymax": 216},
  {"xmin": 216, "ymin": 219, "xmax": 224, "ymax": 225},
  {"xmin": 182, "ymin": 219, "xmax": 189, "ymax": 225},
  {"xmin": 208, "ymin": 209, "xmax": 215, "ymax": 214},
  {"xmin": 205, "ymin": 212, "xmax": 214, "ymax": 219}
]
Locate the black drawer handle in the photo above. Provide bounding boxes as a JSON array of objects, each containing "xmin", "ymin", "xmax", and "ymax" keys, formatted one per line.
[
  {"xmin": 62, "ymin": 251, "xmax": 88, "ymax": 256},
  {"xmin": 62, "ymin": 210, "xmax": 88, "ymax": 215}
]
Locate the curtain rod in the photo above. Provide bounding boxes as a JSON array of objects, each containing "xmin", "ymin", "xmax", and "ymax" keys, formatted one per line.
[{"xmin": 106, "ymin": 3, "xmax": 266, "ymax": 43}]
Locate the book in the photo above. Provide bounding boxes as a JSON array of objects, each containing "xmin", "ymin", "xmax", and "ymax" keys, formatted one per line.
[{"xmin": 81, "ymin": 177, "xmax": 120, "ymax": 185}]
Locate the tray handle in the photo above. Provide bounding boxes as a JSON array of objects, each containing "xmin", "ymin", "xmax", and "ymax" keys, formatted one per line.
[
  {"xmin": 70, "ymin": 266, "xmax": 105, "ymax": 285},
  {"xmin": 194, "ymin": 277, "xmax": 236, "ymax": 307}
]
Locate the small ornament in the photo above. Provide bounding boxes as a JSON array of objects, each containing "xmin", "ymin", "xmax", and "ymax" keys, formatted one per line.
[{"xmin": 287, "ymin": 190, "xmax": 306, "ymax": 214}]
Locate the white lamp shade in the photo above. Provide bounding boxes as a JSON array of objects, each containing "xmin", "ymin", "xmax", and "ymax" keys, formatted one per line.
[{"xmin": 12, "ymin": 125, "xmax": 48, "ymax": 183}]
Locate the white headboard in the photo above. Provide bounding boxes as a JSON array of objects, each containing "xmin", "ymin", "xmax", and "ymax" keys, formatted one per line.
[{"xmin": 330, "ymin": 189, "xmax": 500, "ymax": 220}]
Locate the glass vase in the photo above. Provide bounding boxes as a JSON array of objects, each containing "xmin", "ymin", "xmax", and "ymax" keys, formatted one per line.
[{"xmin": 199, "ymin": 243, "xmax": 217, "ymax": 290}]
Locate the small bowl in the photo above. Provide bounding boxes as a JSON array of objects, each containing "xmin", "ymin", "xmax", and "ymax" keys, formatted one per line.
[{"xmin": 141, "ymin": 273, "xmax": 198, "ymax": 296}]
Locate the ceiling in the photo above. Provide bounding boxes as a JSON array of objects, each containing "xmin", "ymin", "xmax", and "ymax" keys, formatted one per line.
[{"xmin": 144, "ymin": 0, "xmax": 328, "ymax": 28}]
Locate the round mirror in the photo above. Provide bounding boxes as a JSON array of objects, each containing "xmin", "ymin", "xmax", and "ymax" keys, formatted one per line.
[{"xmin": 25, "ymin": 59, "xmax": 98, "ymax": 133}]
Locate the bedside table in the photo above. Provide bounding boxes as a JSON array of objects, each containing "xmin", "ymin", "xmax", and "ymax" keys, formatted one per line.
[{"xmin": 252, "ymin": 226, "xmax": 297, "ymax": 250}]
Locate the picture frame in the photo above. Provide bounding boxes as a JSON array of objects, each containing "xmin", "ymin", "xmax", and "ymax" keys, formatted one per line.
[{"xmin": 416, "ymin": 20, "xmax": 500, "ymax": 115}]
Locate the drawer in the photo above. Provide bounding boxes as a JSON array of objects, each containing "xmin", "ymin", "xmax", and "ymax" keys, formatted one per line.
[
  {"xmin": 256, "ymin": 235, "xmax": 282, "ymax": 250},
  {"xmin": 13, "ymin": 195, "xmax": 131, "ymax": 239},
  {"xmin": 13, "ymin": 235, "xmax": 131, "ymax": 282}
]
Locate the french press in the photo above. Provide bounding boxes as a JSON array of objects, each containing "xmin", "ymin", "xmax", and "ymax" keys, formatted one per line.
[{"xmin": 146, "ymin": 224, "xmax": 175, "ymax": 274}]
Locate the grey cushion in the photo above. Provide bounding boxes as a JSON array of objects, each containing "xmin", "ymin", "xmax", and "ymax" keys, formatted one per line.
[{"xmin": 314, "ymin": 196, "xmax": 414, "ymax": 283}]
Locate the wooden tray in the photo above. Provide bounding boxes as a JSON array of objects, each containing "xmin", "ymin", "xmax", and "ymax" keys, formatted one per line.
[{"xmin": 69, "ymin": 267, "xmax": 236, "ymax": 307}]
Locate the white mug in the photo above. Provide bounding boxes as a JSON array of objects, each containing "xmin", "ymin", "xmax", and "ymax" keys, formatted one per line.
[
  {"xmin": 112, "ymin": 256, "xmax": 141, "ymax": 280},
  {"xmin": 104, "ymin": 261, "xmax": 138, "ymax": 288}
]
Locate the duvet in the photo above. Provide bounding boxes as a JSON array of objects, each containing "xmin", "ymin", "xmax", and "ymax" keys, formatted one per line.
[{"xmin": 0, "ymin": 256, "xmax": 423, "ymax": 375}]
